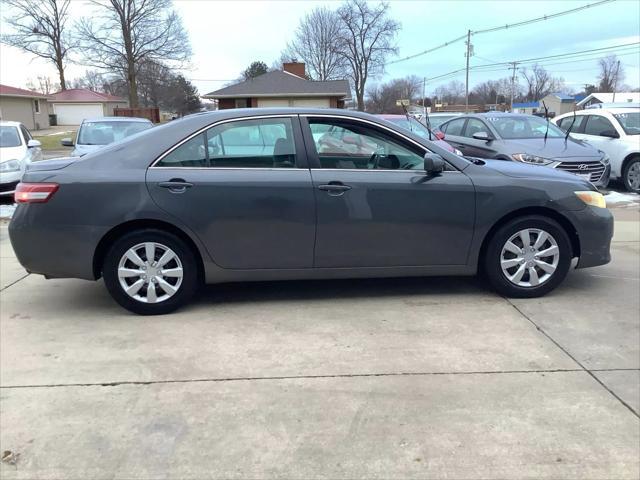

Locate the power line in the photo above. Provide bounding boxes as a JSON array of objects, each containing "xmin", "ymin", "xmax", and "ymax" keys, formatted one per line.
[{"xmin": 387, "ymin": 0, "xmax": 615, "ymax": 66}]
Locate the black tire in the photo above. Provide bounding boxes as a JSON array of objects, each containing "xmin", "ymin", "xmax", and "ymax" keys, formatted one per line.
[
  {"xmin": 483, "ymin": 215, "xmax": 572, "ymax": 298},
  {"xmin": 103, "ymin": 229, "xmax": 199, "ymax": 315},
  {"xmin": 622, "ymin": 156, "xmax": 640, "ymax": 193}
]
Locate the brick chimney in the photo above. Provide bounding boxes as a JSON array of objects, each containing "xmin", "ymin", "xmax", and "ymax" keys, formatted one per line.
[{"xmin": 283, "ymin": 62, "xmax": 306, "ymax": 79}]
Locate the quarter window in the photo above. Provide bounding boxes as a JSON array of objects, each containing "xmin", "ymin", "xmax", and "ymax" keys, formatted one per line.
[
  {"xmin": 441, "ymin": 118, "xmax": 465, "ymax": 136},
  {"xmin": 308, "ymin": 119, "xmax": 426, "ymax": 170},
  {"xmin": 583, "ymin": 115, "xmax": 616, "ymax": 136},
  {"xmin": 156, "ymin": 117, "xmax": 297, "ymax": 168}
]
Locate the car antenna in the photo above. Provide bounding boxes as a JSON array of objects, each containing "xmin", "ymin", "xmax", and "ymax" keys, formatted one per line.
[
  {"xmin": 564, "ymin": 106, "xmax": 577, "ymax": 144},
  {"xmin": 542, "ymin": 101, "xmax": 550, "ymax": 143},
  {"xmin": 402, "ymin": 102, "xmax": 432, "ymax": 141}
]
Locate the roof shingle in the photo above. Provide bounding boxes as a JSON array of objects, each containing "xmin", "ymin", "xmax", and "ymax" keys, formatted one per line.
[
  {"xmin": 49, "ymin": 88, "xmax": 126, "ymax": 103},
  {"xmin": 0, "ymin": 84, "xmax": 50, "ymax": 99}
]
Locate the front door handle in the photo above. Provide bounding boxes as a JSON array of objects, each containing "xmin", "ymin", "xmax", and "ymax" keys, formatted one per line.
[
  {"xmin": 318, "ymin": 182, "xmax": 352, "ymax": 196},
  {"xmin": 158, "ymin": 179, "xmax": 193, "ymax": 193}
]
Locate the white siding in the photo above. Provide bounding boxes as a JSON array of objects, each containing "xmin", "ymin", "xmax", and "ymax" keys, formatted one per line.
[{"xmin": 53, "ymin": 103, "xmax": 104, "ymax": 125}]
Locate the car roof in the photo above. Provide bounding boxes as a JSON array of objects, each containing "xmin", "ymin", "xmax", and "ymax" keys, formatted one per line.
[
  {"xmin": 81, "ymin": 117, "xmax": 152, "ymax": 123},
  {"xmin": 0, "ymin": 121, "xmax": 22, "ymax": 127},
  {"xmin": 429, "ymin": 112, "xmax": 463, "ymax": 116}
]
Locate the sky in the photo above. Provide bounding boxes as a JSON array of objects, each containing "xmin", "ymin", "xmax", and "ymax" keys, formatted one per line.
[{"xmin": 1, "ymin": 0, "xmax": 639, "ymax": 98}]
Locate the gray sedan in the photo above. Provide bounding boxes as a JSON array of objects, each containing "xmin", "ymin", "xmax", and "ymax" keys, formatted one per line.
[
  {"xmin": 439, "ymin": 113, "xmax": 611, "ymax": 188},
  {"xmin": 9, "ymin": 109, "xmax": 613, "ymax": 315}
]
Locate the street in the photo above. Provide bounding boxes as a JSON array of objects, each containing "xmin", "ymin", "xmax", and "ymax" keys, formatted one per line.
[{"xmin": 0, "ymin": 206, "xmax": 638, "ymax": 479}]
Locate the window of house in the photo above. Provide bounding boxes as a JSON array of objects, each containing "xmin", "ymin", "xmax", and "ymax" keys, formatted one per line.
[
  {"xmin": 34, "ymin": 99, "xmax": 40, "ymax": 114},
  {"xmin": 308, "ymin": 119, "xmax": 427, "ymax": 170},
  {"xmin": 583, "ymin": 115, "xmax": 616, "ymax": 136},
  {"xmin": 235, "ymin": 99, "xmax": 248, "ymax": 108},
  {"xmin": 441, "ymin": 118, "xmax": 466, "ymax": 136},
  {"xmin": 157, "ymin": 118, "xmax": 297, "ymax": 168}
]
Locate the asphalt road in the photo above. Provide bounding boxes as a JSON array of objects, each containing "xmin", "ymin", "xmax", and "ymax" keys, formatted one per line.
[{"xmin": 0, "ymin": 207, "xmax": 638, "ymax": 479}]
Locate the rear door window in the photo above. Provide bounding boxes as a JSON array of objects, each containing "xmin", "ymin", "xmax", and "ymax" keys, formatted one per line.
[
  {"xmin": 441, "ymin": 118, "xmax": 466, "ymax": 136},
  {"xmin": 582, "ymin": 115, "xmax": 616, "ymax": 136}
]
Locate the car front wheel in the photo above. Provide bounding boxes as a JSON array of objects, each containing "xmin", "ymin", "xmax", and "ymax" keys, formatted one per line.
[
  {"xmin": 623, "ymin": 156, "xmax": 640, "ymax": 193},
  {"xmin": 103, "ymin": 229, "xmax": 199, "ymax": 315},
  {"xmin": 483, "ymin": 216, "xmax": 572, "ymax": 298}
]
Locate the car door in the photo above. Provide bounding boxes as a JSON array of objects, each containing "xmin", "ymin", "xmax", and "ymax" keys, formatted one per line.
[
  {"xmin": 457, "ymin": 118, "xmax": 498, "ymax": 158},
  {"xmin": 578, "ymin": 114, "xmax": 621, "ymax": 161},
  {"xmin": 301, "ymin": 115, "xmax": 476, "ymax": 268},
  {"xmin": 439, "ymin": 117, "xmax": 468, "ymax": 152},
  {"xmin": 146, "ymin": 115, "xmax": 316, "ymax": 269}
]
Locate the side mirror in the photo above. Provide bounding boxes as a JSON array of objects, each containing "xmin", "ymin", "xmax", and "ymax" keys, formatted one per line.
[
  {"xmin": 60, "ymin": 137, "xmax": 74, "ymax": 147},
  {"xmin": 600, "ymin": 129, "xmax": 619, "ymax": 139},
  {"xmin": 27, "ymin": 139, "xmax": 41, "ymax": 148},
  {"xmin": 472, "ymin": 131, "xmax": 492, "ymax": 141},
  {"xmin": 424, "ymin": 153, "xmax": 445, "ymax": 175}
]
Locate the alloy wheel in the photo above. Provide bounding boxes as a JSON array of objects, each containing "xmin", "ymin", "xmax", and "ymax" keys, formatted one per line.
[
  {"xmin": 627, "ymin": 162, "xmax": 640, "ymax": 191},
  {"xmin": 500, "ymin": 228, "xmax": 560, "ymax": 288},
  {"xmin": 117, "ymin": 242, "xmax": 183, "ymax": 303}
]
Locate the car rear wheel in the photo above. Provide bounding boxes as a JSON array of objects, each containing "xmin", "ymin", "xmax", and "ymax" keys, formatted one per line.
[
  {"xmin": 483, "ymin": 215, "xmax": 572, "ymax": 298},
  {"xmin": 623, "ymin": 156, "xmax": 640, "ymax": 193},
  {"xmin": 103, "ymin": 229, "xmax": 199, "ymax": 315}
]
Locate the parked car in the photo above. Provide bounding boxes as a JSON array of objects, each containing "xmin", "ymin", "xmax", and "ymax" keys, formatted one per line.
[
  {"xmin": 10, "ymin": 109, "xmax": 612, "ymax": 314},
  {"xmin": 439, "ymin": 113, "xmax": 611, "ymax": 188},
  {"xmin": 553, "ymin": 107, "xmax": 639, "ymax": 192},
  {"xmin": 0, "ymin": 121, "xmax": 42, "ymax": 198},
  {"xmin": 428, "ymin": 112, "xmax": 465, "ymax": 130},
  {"xmin": 375, "ymin": 114, "xmax": 463, "ymax": 154},
  {"xmin": 61, "ymin": 117, "xmax": 153, "ymax": 157}
]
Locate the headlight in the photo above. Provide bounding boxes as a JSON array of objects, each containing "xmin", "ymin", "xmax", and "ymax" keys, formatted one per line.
[
  {"xmin": 575, "ymin": 191, "xmax": 606, "ymax": 209},
  {"xmin": 454, "ymin": 148, "xmax": 463, "ymax": 156},
  {"xmin": 512, "ymin": 153, "xmax": 553, "ymax": 165},
  {"xmin": 599, "ymin": 152, "xmax": 610, "ymax": 165},
  {"xmin": 0, "ymin": 159, "xmax": 22, "ymax": 173}
]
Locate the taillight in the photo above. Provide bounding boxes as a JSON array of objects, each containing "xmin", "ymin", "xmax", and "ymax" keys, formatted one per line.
[{"xmin": 14, "ymin": 183, "xmax": 59, "ymax": 203}]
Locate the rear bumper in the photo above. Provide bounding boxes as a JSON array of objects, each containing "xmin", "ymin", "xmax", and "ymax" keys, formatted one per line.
[
  {"xmin": 567, "ymin": 206, "xmax": 614, "ymax": 269},
  {"xmin": 9, "ymin": 204, "xmax": 106, "ymax": 280}
]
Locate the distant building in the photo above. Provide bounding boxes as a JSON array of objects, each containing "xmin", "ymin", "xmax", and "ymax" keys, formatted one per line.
[
  {"xmin": 577, "ymin": 92, "xmax": 640, "ymax": 108},
  {"xmin": 512, "ymin": 101, "xmax": 539, "ymax": 115},
  {"xmin": 0, "ymin": 84, "xmax": 51, "ymax": 130},
  {"xmin": 539, "ymin": 93, "xmax": 577, "ymax": 117},
  {"xmin": 203, "ymin": 62, "xmax": 351, "ymax": 109},
  {"xmin": 49, "ymin": 89, "xmax": 128, "ymax": 125}
]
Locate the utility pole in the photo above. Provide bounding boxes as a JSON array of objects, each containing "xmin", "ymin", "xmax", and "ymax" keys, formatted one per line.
[
  {"xmin": 465, "ymin": 30, "xmax": 471, "ymax": 113},
  {"xmin": 612, "ymin": 60, "xmax": 620, "ymax": 102},
  {"xmin": 422, "ymin": 77, "xmax": 426, "ymax": 119},
  {"xmin": 509, "ymin": 62, "xmax": 517, "ymax": 112}
]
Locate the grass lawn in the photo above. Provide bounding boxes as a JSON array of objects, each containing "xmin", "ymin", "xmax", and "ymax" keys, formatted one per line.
[{"xmin": 33, "ymin": 131, "xmax": 76, "ymax": 151}]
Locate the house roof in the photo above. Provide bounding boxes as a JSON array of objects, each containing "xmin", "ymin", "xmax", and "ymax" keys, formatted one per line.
[
  {"xmin": 512, "ymin": 102, "xmax": 539, "ymax": 108},
  {"xmin": 0, "ymin": 84, "xmax": 50, "ymax": 99},
  {"xmin": 49, "ymin": 88, "xmax": 126, "ymax": 103},
  {"xmin": 543, "ymin": 93, "xmax": 575, "ymax": 102},
  {"xmin": 577, "ymin": 92, "xmax": 640, "ymax": 107},
  {"xmin": 203, "ymin": 70, "xmax": 351, "ymax": 99}
]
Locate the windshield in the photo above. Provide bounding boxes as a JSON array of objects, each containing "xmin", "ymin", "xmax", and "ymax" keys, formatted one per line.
[
  {"xmin": 0, "ymin": 126, "xmax": 22, "ymax": 148},
  {"xmin": 388, "ymin": 117, "xmax": 432, "ymax": 139},
  {"xmin": 613, "ymin": 112, "xmax": 640, "ymax": 135},
  {"xmin": 78, "ymin": 121, "xmax": 152, "ymax": 145},
  {"xmin": 486, "ymin": 115, "xmax": 565, "ymax": 139}
]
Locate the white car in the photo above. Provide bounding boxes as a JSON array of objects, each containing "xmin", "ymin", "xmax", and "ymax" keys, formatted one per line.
[
  {"xmin": 553, "ymin": 107, "xmax": 640, "ymax": 192},
  {"xmin": 0, "ymin": 121, "xmax": 42, "ymax": 198}
]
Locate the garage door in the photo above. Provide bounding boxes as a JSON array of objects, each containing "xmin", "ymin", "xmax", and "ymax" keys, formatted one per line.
[
  {"xmin": 257, "ymin": 99, "xmax": 290, "ymax": 108},
  {"xmin": 53, "ymin": 103, "xmax": 103, "ymax": 125},
  {"xmin": 292, "ymin": 98, "xmax": 330, "ymax": 108}
]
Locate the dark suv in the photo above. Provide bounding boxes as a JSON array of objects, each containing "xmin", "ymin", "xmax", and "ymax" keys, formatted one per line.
[{"xmin": 439, "ymin": 113, "xmax": 610, "ymax": 188}]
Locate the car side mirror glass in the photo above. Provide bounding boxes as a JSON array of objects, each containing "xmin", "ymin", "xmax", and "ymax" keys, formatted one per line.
[
  {"xmin": 600, "ymin": 130, "xmax": 619, "ymax": 139},
  {"xmin": 27, "ymin": 139, "xmax": 41, "ymax": 148},
  {"xmin": 424, "ymin": 153, "xmax": 445, "ymax": 174},
  {"xmin": 472, "ymin": 131, "xmax": 492, "ymax": 141},
  {"xmin": 61, "ymin": 138, "xmax": 74, "ymax": 147}
]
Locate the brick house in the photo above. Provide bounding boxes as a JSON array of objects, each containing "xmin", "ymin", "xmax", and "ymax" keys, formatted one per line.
[{"xmin": 204, "ymin": 62, "xmax": 351, "ymax": 109}]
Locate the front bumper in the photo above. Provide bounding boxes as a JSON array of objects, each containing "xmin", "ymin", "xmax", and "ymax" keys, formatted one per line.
[
  {"xmin": 566, "ymin": 206, "xmax": 614, "ymax": 269},
  {"xmin": 0, "ymin": 170, "xmax": 22, "ymax": 196}
]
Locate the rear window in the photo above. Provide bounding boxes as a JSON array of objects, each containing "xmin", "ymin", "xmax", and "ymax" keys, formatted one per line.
[{"xmin": 78, "ymin": 121, "xmax": 152, "ymax": 145}]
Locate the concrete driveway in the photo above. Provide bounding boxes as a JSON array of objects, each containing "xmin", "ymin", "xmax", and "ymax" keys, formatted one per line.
[{"xmin": 0, "ymin": 207, "xmax": 638, "ymax": 479}]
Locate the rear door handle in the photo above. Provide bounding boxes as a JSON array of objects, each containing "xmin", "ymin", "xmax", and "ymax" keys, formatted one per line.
[
  {"xmin": 318, "ymin": 182, "xmax": 352, "ymax": 196},
  {"xmin": 158, "ymin": 179, "xmax": 193, "ymax": 193}
]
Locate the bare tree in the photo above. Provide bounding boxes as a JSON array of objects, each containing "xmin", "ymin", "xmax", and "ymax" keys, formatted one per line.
[
  {"xmin": 70, "ymin": 70, "xmax": 108, "ymax": 92},
  {"xmin": 1, "ymin": 0, "xmax": 73, "ymax": 89},
  {"xmin": 26, "ymin": 76, "xmax": 60, "ymax": 94},
  {"xmin": 286, "ymin": 7, "xmax": 348, "ymax": 81},
  {"xmin": 520, "ymin": 64, "xmax": 565, "ymax": 101},
  {"xmin": 366, "ymin": 75, "xmax": 422, "ymax": 113},
  {"xmin": 336, "ymin": 0, "xmax": 400, "ymax": 111},
  {"xmin": 433, "ymin": 80, "xmax": 465, "ymax": 105},
  {"xmin": 75, "ymin": 0, "xmax": 191, "ymax": 107},
  {"xmin": 597, "ymin": 55, "xmax": 624, "ymax": 92}
]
